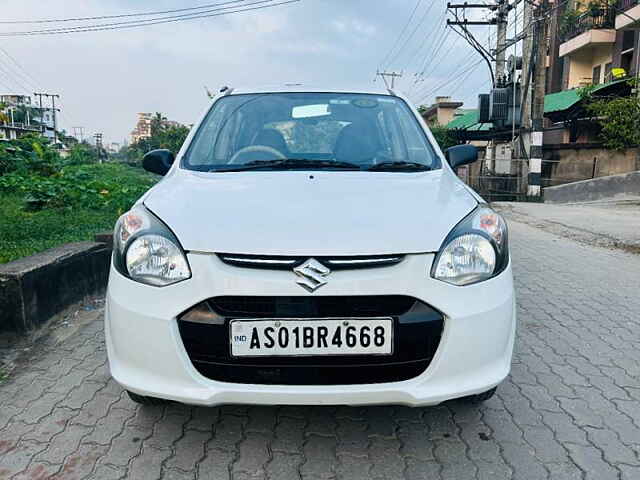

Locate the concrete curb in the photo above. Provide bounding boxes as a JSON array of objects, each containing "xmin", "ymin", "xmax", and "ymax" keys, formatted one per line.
[
  {"xmin": 544, "ymin": 171, "xmax": 640, "ymax": 203},
  {"xmin": 0, "ymin": 236, "xmax": 112, "ymax": 334}
]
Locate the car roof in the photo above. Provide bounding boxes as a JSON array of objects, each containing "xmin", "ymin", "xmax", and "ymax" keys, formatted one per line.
[{"xmin": 226, "ymin": 84, "xmax": 395, "ymax": 96}]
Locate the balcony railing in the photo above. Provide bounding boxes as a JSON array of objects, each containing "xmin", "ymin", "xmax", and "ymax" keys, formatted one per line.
[
  {"xmin": 617, "ymin": 0, "xmax": 639, "ymax": 12},
  {"xmin": 0, "ymin": 122, "xmax": 42, "ymax": 132},
  {"xmin": 561, "ymin": 7, "xmax": 615, "ymax": 42}
]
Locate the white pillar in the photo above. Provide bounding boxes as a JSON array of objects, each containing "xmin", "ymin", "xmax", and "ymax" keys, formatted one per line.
[{"xmin": 528, "ymin": 129, "xmax": 542, "ymax": 196}]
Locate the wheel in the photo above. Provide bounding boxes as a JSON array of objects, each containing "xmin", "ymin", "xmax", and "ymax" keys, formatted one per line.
[
  {"xmin": 465, "ymin": 387, "xmax": 497, "ymax": 404},
  {"xmin": 126, "ymin": 390, "xmax": 165, "ymax": 406}
]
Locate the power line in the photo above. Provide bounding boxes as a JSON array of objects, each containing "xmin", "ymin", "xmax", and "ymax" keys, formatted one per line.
[
  {"xmin": 411, "ymin": 12, "xmax": 511, "ymax": 104},
  {"xmin": 0, "ymin": 0, "xmax": 249, "ymax": 24},
  {"xmin": 418, "ymin": 27, "xmax": 453, "ymax": 78},
  {"xmin": 405, "ymin": 21, "xmax": 450, "ymax": 93},
  {"xmin": 416, "ymin": 58, "xmax": 485, "ymax": 104},
  {"xmin": 407, "ymin": 11, "xmax": 493, "ymax": 99},
  {"xmin": 0, "ymin": 47, "xmax": 43, "ymax": 90},
  {"xmin": 414, "ymin": 47, "xmax": 477, "ymax": 94},
  {"xmin": 0, "ymin": 0, "xmax": 291, "ymax": 36},
  {"xmin": 379, "ymin": 0, "xmax": 423, "ymax": 69},
  {"xmin": 385, "ymin": 0, "xmax": 438, "ymax": 69},
  {"xmin": 407, "ymin": 27, "xmax": 456, "ymax": 98},
  {"xmin": 376, "ymin": 70, "xmax": 403, "ymax": 89},
  {"xmin": 404, "ymin": 9, "xmax": 448, "ymax": 76},
  {"xmin": 0, "ymin": 1, "xmax": 300, "ymax": 37},
  {"xmin": 419, "ymin": 61, "xmax": 484, "ymax": 103}
]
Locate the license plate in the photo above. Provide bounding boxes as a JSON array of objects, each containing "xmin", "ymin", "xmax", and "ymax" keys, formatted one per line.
[{"xmin": 230, "ymin": 318, "xmax": 393, "ymax": 357}]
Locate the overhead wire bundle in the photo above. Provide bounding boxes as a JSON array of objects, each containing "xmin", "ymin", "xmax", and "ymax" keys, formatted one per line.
[{"xmin": 0, "ymin": 0, "xmax": 300, "ymax": 36}]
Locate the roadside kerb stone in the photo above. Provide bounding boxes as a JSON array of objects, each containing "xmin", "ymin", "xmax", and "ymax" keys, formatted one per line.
[{"xmin": 0, "ymin": 241, "xmax": 111, "ymax": 334}]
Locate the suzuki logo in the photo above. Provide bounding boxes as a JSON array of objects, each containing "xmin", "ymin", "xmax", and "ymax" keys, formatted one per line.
[{"xmin": 293, "ymin": 258, "xmax": 330, "ymax": 292}]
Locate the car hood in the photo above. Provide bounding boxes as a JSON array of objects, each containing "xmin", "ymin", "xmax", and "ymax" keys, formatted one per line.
[{"xmin": 143, "ymin": 169, "xmax": 478, "ymax": 256}]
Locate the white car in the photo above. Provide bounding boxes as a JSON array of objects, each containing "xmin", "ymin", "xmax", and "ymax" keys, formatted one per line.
[{"xmin": 106, "ymin": 85, "xmax": 515, "ymax": 407}]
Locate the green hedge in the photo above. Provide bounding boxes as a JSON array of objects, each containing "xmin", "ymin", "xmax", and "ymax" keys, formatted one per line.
[{"xmin": 0, "ymin": 135, "xmax": 157, "ymax": 263}]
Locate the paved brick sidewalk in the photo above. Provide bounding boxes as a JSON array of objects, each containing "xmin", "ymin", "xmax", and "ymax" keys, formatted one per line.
[{"xmin": 1, "ymin": 220, "xmax": 639, "ymax": 480}]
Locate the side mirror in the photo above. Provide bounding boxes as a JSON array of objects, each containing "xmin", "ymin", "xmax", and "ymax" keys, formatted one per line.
[
  {"xmin": 142, "ymin": 149, "xmax": 174, "ymax": 176},
  {"xmin": 445, "ymin": 144, "xmax": 478, "ymax": 169}
]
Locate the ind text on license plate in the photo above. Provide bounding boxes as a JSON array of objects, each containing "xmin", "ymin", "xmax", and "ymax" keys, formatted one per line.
[{"xmin": 230, "ymin": 318, "xmax": 393, "ymax": 357}]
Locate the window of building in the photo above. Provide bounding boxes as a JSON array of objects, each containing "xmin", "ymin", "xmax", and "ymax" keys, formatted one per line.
[
  {"xmin": 621, "ymin": 51, "xmax": 633, "ymax": 76},
  {"xmin": 592, "ymin": 65, "xmax": 601, "ymax": 85},
  {"xmin": 604, "ymin": 62, "xmax": 612, "ymax": 82},
  {"xmin": 622, "ymin": 31, "xmax": 635, "ymax": 51}
]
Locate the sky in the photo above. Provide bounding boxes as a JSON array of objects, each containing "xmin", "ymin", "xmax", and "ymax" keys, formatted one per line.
[{"xmin": 0, "ymin": 0, "xmax": 505, "ymax": 144}]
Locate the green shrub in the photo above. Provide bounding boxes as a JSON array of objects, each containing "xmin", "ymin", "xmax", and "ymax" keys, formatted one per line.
[
  {"xmin": 64, "ymin": 142, "xmax": 99, "ymax": 166},
  {"xmin": 430, "ymin": 124, "xmax": 458, "ymax": 151},
  {"xmin": 580, "ymin": 79, "xmax": 640, "ymax": 150},
  {"xmin": 0, "ymin": 164, "xmax": 156, "ymax": 211},
  {"xmin": 0, "ymin": 164, "xmax": 158, "ymax": 263},
  {"xmin": 0, "ymin": 133, "xmax": 158, "ymax": 263}
]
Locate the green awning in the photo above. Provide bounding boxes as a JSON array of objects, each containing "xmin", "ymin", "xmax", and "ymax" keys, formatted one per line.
[
  {"xmin": 444, "ymin": 78, "xmax": 631, "ymax": 129},
  {"xmin": 544, "ymin": 78, "xmax": 630, "ymax": 114},
  {"xmin": 544, "ymin": 89, "xmax": 581, "ymax": 114},
  {"xmin": 446, "ymin": 109, "xmax": 491, "ymax": 131}
]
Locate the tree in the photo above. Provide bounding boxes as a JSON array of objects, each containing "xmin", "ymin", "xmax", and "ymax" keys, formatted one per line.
[
  {"xmin": 586, "ymin": 97, "xmax": 640, "ymax": 150},
  {"xmin": 150, "ymin": 112, "xmax": 168, "ymax": 137},
  {"xmin": 580, "ymin": 80, "xmax": 640, "ymax": 150},
  {"xmin": 429, "ymin": 124, "xmax": 458, "ymax": 151},
  {"xmin": 126, "ymin": 113, "xmax": 190, "ymax": 164}
]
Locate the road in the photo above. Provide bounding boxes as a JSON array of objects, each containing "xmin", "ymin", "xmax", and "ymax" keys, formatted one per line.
[{"xmin": 1, "ymin": 218, "xmax": 640, "ymax": 480}]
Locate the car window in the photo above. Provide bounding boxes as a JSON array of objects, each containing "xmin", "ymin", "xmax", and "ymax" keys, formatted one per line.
[
  {"xmin": 265, "ymin": 120, "xmax": 349, "ymax": 154},
  {"xmin": 183, "ymin": 93, "xmax": 440, "ymax": 171}
]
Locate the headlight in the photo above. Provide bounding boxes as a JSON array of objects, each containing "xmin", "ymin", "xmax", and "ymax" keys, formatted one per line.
[
  {"xmin": 431, "ymin": 206, "xmax": 508, "ymax": 286},
  {"xmin": 113, "ymin": 205, "xmax": 191, "ymax": 287}
]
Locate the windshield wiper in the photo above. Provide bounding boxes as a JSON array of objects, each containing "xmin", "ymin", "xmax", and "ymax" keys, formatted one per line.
[
  {"xmin": 214, "ymin": 158, "xmax": 361, "ymax": 172},
  {"xmin": 366, "ymin": 161, "xmax": 433, "ymax": 172}
]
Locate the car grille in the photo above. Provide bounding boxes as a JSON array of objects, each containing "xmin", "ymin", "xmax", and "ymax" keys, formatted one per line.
[
  {"xmin": 217, "ymin": 253, "xmax": 404, "ymax": 270},
  {"xmin": 209, "ymin": 295, "xmax": 416, "ymax": 318},
  {"xmin": 177, "ymin": 296, "xmax": 444, "ymax": 385}
]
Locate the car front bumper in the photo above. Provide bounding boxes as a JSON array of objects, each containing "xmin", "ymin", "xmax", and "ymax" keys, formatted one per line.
[{"xmin": 105, "ymin": 252, "xmax": 516, "ymax": 407}]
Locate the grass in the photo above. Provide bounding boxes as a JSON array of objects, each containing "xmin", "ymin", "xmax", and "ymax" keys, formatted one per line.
[{"xmin": 0, "ymin": 163, "xmax": 157, "ymax": 264}]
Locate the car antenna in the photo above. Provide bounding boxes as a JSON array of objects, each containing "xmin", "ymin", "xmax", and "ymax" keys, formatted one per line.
[{"xmin": 219, "ymin": 85, "xmax": 234, "ymax": 95}]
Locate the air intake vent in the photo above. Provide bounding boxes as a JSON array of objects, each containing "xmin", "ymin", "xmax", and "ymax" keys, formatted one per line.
[
  {"xmin": 489, "ymin": 88, "xmax": 509, "ymax": 120},
  {"xmin": 217, "ymin": 253, "xmax": 404, "ymax": 270}
]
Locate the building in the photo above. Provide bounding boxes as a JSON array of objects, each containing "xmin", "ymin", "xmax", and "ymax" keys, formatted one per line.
[
  {"xmin": 549, "ymin": 0, "xmax": 639, "ymax": 92},
  {"xmin": 130, "ymin": 113, "xmax": 153, "ymax": 144},
  {"xmin": 130, "ymin": 113, "xmax": 185, "ymax": 144},
  {"xmin": 539, "ymin": 0, "xmax": 640, "ymax": 184},
  {"xmin": 0, "ymin": 95, "xmax": 32, "ymax": 106},
  {"xmin": 0, "ymin": 94, "xmax": 46, "ymax": 140},
  {"xmin": 445, "ymin": 0, "xmax": 640, "ymax": 196},
  {"xmin": 420, "ymin": 96, "xmax": 464, "ymax": 126},
  {"xmin": 106, "ymin": 142, "xmax": 121, "ymax": 153}
]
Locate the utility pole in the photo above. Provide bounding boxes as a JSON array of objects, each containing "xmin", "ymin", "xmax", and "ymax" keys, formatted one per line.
[
  {"xmin": 50, "ymin": 95, "xmax": 59, "ymax": 144},
  {"xmin": 494, "ymin": 0, "xmax": 509, "ymax": 82},
  {"xmin": 94, "ymin": 132, "xmax": 104, "ymax": 163},
  {"xmin": 376, "ymin": 70, "xmax": 403, "ymax": 89},
  {"xmin": 33, "ymin": 92, "xmax": 45, "ymax": 133},
  {"xmin": 520, "ymin": 0, "xmax": 533, "ymax": 134},
  {"xmin": 447, "ymin": 1, "xmax": 512, "ymax": 85},
  {"xmin": 528, "ymin": 0, "xmax": 549, "ymax": 197},
  {"xmin": 73, "ymin": 126, "xmax": 85, "ymax": 142},
  {"xmin": 34, "ymin": 92, "xmax": 60, "ymax": 142}
]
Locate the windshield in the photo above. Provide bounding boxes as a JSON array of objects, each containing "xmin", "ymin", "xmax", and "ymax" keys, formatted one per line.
[{"xmin": 183, "ymin": 93, "xmax": 441, "ymax": 172}]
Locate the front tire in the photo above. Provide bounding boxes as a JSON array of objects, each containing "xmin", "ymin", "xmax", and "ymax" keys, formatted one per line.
[
  {"xmin": 464, "ymin": 387, "xmax": 497, "ymax": 404},
  {"xmin": 126, "ymin": 390, "xmax": 165, "ymax": 406}
]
